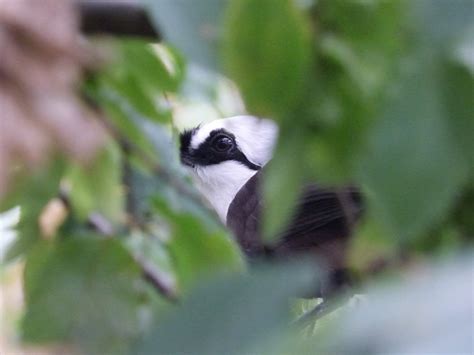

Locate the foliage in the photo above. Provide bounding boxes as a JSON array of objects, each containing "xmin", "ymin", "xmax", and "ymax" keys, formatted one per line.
[
  {"xmin": 0, "ymin": 0, "xmax": 472, "ymax": 354},
  {"xmin": 22, "ymin": 236, "xmax": 144, "ymax": 354}
]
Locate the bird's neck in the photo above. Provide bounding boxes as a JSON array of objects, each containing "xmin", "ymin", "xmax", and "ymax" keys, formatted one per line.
[{"xmin": 192, "ymin": 161, "xmax": 257, "ymax": 223}]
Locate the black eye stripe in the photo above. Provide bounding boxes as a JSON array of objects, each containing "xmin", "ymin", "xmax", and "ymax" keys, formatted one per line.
[{"xmin": 179, "ymin": 127, "xmax": 260, "ymax": 170}]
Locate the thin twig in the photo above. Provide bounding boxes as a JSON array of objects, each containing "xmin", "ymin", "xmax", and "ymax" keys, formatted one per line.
[
  {"xmin": 140, "ymin": 258, "xmax": 178, "ymax": 302},
  {"xmin": 85, "ymin": 208, "xmax": 178, "ymax": 300},
  {"xmin": 87, "ymin": 212, "xmax": 115, "ymax": 236}
]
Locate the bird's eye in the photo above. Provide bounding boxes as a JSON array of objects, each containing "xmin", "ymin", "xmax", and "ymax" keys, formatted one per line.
[{"xmin": 213, "ymin": 136, "xmax": 233, "ymax": 152}]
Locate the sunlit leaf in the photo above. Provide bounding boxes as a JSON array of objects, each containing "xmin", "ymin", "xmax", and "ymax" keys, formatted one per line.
[{"xmin": 120, "ymin": 40, "xmax": 182, "ymax": 93}]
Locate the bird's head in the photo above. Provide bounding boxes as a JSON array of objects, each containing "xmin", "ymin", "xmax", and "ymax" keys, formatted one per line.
[{"xmin": 179, "ymin": 115, "xmax": 278, "ymax": 222}]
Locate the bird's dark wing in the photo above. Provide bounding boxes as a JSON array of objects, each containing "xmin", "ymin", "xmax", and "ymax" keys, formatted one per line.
[
  {"xmin": 226, "ymin": 170, "xmax": 363, "ymax": 296},
  {"xmin": 276, "ymin": 185, "xmax": 362, "ymax": 252}
]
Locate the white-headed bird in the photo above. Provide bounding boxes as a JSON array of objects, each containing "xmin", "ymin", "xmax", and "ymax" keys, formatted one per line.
[{"xmin": 180, "ymin": 115, "xmax": 362, "ymax": 296}]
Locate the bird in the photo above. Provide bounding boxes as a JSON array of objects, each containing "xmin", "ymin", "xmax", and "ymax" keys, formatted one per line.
[{"xmin": 180, "ymin": 115, "xmax": 363, "ymax": 297}]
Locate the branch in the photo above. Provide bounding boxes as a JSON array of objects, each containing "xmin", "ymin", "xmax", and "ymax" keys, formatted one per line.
[
  {"xmin": 77, "ymin": 0, "xmax": 161, "ymax": 39},
  {"xmin": 141, "ymin": 258, "xmax": 178, "ymax": 301},
  {"xmin": 84, "ymin": 208, "xmax": 178, "ymax": 300}
]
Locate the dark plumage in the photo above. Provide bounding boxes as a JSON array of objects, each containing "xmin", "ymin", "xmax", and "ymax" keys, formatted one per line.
[
  {"xmin": 227, "ymin": 171, "xmax": 363, "ymax": 297},
  {"xmin": 179, "ymin": 127, "xmax": 198, "ymax": 156}
]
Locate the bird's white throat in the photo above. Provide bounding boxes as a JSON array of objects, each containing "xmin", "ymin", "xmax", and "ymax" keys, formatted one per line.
[{"xmin": 191, "ymin": 161, "xmax": 257, "ymax": 223}]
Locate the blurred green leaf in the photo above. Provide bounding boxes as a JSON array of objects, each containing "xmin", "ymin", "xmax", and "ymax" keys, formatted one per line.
[
  {"xmin": 357, "ymin": 0, "xmax": 472, "ymax": 244},
  {"xmin": 358, "ymin": 54, "xmax": 469, "ymax": 243},
  {"xmin": 134, "ymin": 260, "xmax": 315, "ymax": 355},
  {"xmin": 413, "ymin": 0, "xmax": 473, "ymax": 46},
  {"xmin": 258, "ymin": 257, "xmax": 474, "ymax": 355},
  {"xmin": 100, "ymin": 89, "xmax": 160, "ymax": 161},
  {"xmin": 153, "ymin": 196, "xmax": 244, "ymax": 292},
  {"xmin": 0, "ymin": 158, "xmax": 65, "ymax": 262},
  {"xmin": 348, "ymin": 215, "xmax": 397, "ymax": 272},
  {"xmin": 442, "ymin": 54, "xmax": 474, "ymax": 173},
  {"xmin": 415, "ymin": 0, "xmax": 474, "ymax": 174},
  {"xmin": 144, "ymin": 0, "xmax": 228, "ymax": 71},
  {"xmin": 84, "ymin": 40, "xmax": 184, "ymax": 157},
  {"xmin": 317, "ymin": 256, "xmax": 474, "ymax": 354},
  {"xmin": 125, "ymin": 228, "xmax": 177, "ymax": 295},
  {"xmin": 224, "ymin": 0, "xmax": 312, "ymax": 117},
  {"xmin": 305, "ymin": 0, "xmax": 404, "ymax": 181},
  {"xmin": 66, "ymin": 143, "xmax": 124, "ymax": 223},
  {"xmin": 104, "ymin": 72, "xmax": 170, "ymax": 124},
  {"xmin": 98, "ymin": 40, "xmax": 179, "ymax": 124},
  {"xmin": 22, "ymin": 236, "xmax": 143, "ymax": 354},
  {"xmin": 262, "ymin": 128, "xmax": 307, "ymax": 241},
  {"xmin": 120, "ymin": 40, "xmax": 183, "ymax": 93}
]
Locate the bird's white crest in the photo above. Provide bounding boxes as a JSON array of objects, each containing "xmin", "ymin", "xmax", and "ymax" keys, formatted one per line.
[{"xmin": 188, "ymin": 115, "xmax": 278, "ymax": 222}]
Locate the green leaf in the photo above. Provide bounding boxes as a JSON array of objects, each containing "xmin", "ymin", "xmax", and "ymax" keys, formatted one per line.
[
  {"xmin": 358, "ymin": 54, "xmax": 469, "ymax": 243},
  {"xmin": 93, "ymin": 86, "xmax": 157, "ymax": 157},
  {"xmin": 144, "ymin": 0, "xmax": 228, "ymax": 71},
  {"xmin": 357, "ymin": 0, "xmax": 472, "ymax": 243},
  {"xmin": 104, "ymin": 72, "xmax": 170, "ymax": 123},
  {"xmin": 0, "ymin": 159, "xmax": 65, "ymax": 262},
  {"xmin": 120, "ymin": 40, "xmax": 183, "ymax": 93},
  {"xmin": 317, "ymin": 256, "xmax": 474, "ymax": 354},
  {"xmin": 262, "ymin": 127, "xmax": 307, "ymax": 241},
  {"xmin": 66, "ymin": 143, "xmax": 124, "ymax": 222},
  {"xmin": 22, "ymin": 236, "xmax": 143, "ymax": 354},
  {"xmin": 153, "ymin": 197, "xmax": 244, "ymax": 292},
  {"xmin": 305, "ymin": 0, "xmax": 404, "ymax": 181},
  {"xmin": 86, "ymin": 40, "xmax": 182, "ymax": 126},
  {"xmin": 224, "ymin": 0, "xmax": 312, "ymax": 117},
  {"xmin": 413, "ymin": 1, "xmax": 474, "ymax": 175},
  {"xmin": 125, "ymin": 228, "xmax": 177, "ymax": 296},
  {"xmin": 442, "ymin": 46, "xmax": 474, "ymax": 173},
  {"xmin": 134, "ymin": 260, "xmax": 315, "ymax": 355}
]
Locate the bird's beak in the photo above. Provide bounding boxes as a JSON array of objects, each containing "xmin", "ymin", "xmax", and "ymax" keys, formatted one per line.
[{"xmin": 180, "ymin": 154, "xmax": 195, "ymax": 168}]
